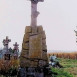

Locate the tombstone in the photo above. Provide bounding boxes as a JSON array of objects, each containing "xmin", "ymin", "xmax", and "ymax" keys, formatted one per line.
[
  {"xmin": 20, "ymin": 0, "xmax": 48, "ymax": 68},
  {"xmin": 13, "ymin": 42, "xmax": 19, "ymax": 50},
  {"xmin": 2, "ymin": 36, "xmax": 11, "ymax": 60},
  {"xmin": 19, "ymin": 0, "xmax": 49, "ymax": 77},
  {"xmin": 3, "ymin": 36, "xmax": 11, "ymax": 50},
  {"xmin": 13, "ymin": 42, "xmax": 19, "ymax": 59},
  {"xmin": 4, "ymin": 54, "xmax": 10, "ymax": 60}
]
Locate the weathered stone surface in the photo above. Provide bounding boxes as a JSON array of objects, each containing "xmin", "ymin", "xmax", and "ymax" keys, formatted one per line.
[
  {"xmin": 29, "ymin": 34, "xmax": 42, "ymax": 59},
  {"xmin": 23, "ymin": 33, "xmax": 29, "ymax": 42},
  {"xmin": 22, "ymin": 50, "xmax": 29, "ymax": 53},
  {"xmin": 20, "ymin": 59, "xmax": 30, "ymax": 67},
  {"xmin": 20, "ymin": 26, "xmax": 48, "ymax": 67},
  {"xmin": 25, "ymin": 26, "xmax": 32, "ymax": 33},
  {"xmin": 42, "ymin": 31, "xmax": 46, "ymax": 39},
  {"xmin": 22, "ymin": 43, "xmax": 29, "ymax": 50},
  {"xmin": 42, "ymin": 51, "xmax": 47, "ymax": 60},
  {"xmin": 21, "ymin": 50, "xmax": 29, "ymax": 57},
  {"xmin": 42, "ymin": 39, "xmax": 46, "ymax": 45},
  {"xmin": 37, "ymin": 26, "xmax": 43, "ymax": 33},
  {"xmin": 30, "ymin": 61, "xmax": 38, "ymax": 67},
  {"xmin": 32, "ymin": 26, "xmax": 37, "ymax": 33},
  {"xmin": 42, "ymin": 44, "xmax": 47, "ymax": 50}
]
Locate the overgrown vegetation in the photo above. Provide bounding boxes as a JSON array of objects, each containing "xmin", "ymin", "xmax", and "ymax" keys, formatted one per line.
[
  {"xmin": 0, "ymin": 58, "xmax": 77, "ymax": 77},
  {"xmin": 51, "ymin": 67, "xmax": 73, "ymax": 77},
  {"xmin": 51, "ymin": 58, "xmax": 77, "ymax": 77}
]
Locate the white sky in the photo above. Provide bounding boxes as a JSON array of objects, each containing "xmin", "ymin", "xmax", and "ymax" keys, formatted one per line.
[{"xmin": 0, "ymin": 0, "xmax": 77, "ymax": 51}]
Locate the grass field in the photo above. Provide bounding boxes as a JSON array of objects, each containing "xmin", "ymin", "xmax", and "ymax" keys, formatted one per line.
[{"xmin": 51, "ymin": 58, "xmax": 77, "ymax": 77}]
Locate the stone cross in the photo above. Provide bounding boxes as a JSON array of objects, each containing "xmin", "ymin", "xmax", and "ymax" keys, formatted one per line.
[
  {"xmin": 30, "ymin": 0, "xmax": 44, "ymax": 26},
  {"xmin": 13, "ymin": 42, "xmax": 19, "ymax": 50},
  {"xmin": 3, "ymin": 36, "xmax": 11, "ymax": 50}
]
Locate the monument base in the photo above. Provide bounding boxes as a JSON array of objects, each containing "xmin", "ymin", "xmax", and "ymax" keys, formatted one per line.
[{"xmin": 20, "ymin": 26, "xmax": 48, "ymax": 68}]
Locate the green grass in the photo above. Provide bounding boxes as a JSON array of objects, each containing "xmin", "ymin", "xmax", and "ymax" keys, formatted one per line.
[
  {"xmin": 51, "ymin": 67, "xmax": 73, "ymax": 77},
  {"xmin": 51, "ymin": 58, "xmax": 77, "ymax": 77}
]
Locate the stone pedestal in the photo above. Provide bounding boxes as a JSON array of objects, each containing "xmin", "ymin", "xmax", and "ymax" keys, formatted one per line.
[{"xmin": 20, "ymin": 26, "xmax": 48, "ymax": 67}]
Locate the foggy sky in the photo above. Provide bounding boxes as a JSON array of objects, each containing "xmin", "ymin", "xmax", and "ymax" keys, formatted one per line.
[{"xmin": 0, "ymin": 0, "xmax": 77, "ymax": 52}]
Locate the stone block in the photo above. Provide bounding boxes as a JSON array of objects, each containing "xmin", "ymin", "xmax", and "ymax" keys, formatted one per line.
[
  {"xmin": 42, "ymin": 44, "xmax": 47, "ymax": 50},
  {"xmin": 42, "ymin": 39, "xmax": 46, "ymax": 44},
  {"xmin": 32, "ymin": 26, "xmax": 37, "ymax": 33},
  {"xmin": 20, "ymin": 26, "xmax": 48, "ymax": 67},
  {"xmin": 25, "ymin": 26, "xmax": 32, "ymax": 33},
  {"xmin": 22, "ymin": 50, "xmax": 29, "ymax": 53},
  {"xmin": 23, "ymin": 33, "xmax": 29, "ymax": 42},
  {"xmin": 21, "ymin": 50, "xmax": 29, "ymax": 57},
  {"xmin": 30, "ymin": 61, "xmax": 38, "ymax": 67},
  {"xmin": 37, "ymin": 26, "xmax": 43, "ymax": 33},
  {"xmin": 42, "ymin": 51, "xmax": 48, "ymax": 60},
  {"xmin": 20, "ymin": 57, "xmax": 25, "ymax": 63},
  {"xmin": 29, "ymin": 34, "xmax": 42, "ymax": 59},
  {"xmin": 42, "ymin": 31, "xmax": 46, "ymax": 39},
  {"xmin": 20, "ymin": 59, "xmax": 30, "ymax": 67},
  {"xmin": 22, "ymin": 43, "xmax": 29, "ymax": 50}
]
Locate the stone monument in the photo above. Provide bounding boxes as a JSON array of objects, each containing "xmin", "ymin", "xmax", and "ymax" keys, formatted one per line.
[
  {"xmin": 3, "ymin": 36, "xmax": 11, "ymax": 51},
  {"xmin": 3, "ymin": 36, "xmax": 11, "ymax": 60},
  {"xmin": 20, "ymin": 0, "xmax": 48, "ymax": 68},
  {"xmin": 13, "ymin": 42, "xmax": 19, "ymax": 59}
]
